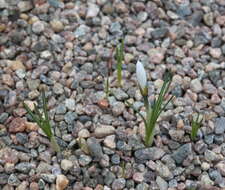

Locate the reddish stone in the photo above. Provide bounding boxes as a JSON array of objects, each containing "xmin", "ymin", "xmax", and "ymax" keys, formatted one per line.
[
  {"xmin": 8, "ymin": 117, "xmax": 26, "ymax": 133},
  {"xmin": 30, "ymin": 182, "xmax": 39, "ymax": 190},
  {"xmin": 25, "ymin": 122, "xmax": 38, "ymax": 132},
  {"xmin": 97, "ymin": 99, "xmax": 109, "ymax": 109},
  {"xmin": 0, "ymin": 148, "xmax": 19, "ymax": 164}
]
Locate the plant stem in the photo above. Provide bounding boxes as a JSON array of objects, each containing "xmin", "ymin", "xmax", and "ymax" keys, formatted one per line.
[
  {"xmin": 105, "ymin": 77, "xmax": 110, "ymax": 98},
  {"xmin": 117, "ymin": 67, "xmax": 122, "ymax": 87},
  {"xmin": 50, "ymin": 136, "xmax": 61, "ymax": 153},
  {"xmin": 144, "ymin": 129, "xmax": 155, "ymax": 147},
  {"xmin": 143, "ymin": 95, "xmax": 149, "ymax": 113}
]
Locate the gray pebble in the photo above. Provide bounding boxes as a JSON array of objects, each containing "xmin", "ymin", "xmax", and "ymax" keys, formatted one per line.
[
  {"xmin": 40, "ymin": 74, "xmax": 54, "ymax": 85},
  {"xmin": 222, "ymin": 44, "xmax": 225, "ymax": 55},
  {"xmin": 110, "ymin": 22, "xmax": 122, "ymax": 35},
  {"xmin": 40, "ymin": 173, "xmax": 56, "ymax": 183},
  {"xmin": 155, "ymin": 161, "xmax": 173, "ymax": 180},
  {"xmin": 112, "ymin": 89, "xmax": 129, "ymax": 101},
  {"xmin": 116, "ymin": 140, "xmax": 131, "ymax": 151},
  {"xmin": 136, "ymin": 183, "xmax": 149, "ymax": 190},
  {"xmin": 16, "ymin": 133, "xmax": 28, "ymax": 144},
  {"xmin": 112, "ymin": 178, "xmax": 126, "ymax": 190},
  {"xmin": 214, "ymin": 135, "xmax": 224, "ymax": 145},
  {"xmin": 151, "ymin": 27, "xmax": 168, "ymax": 39},
  {"xmin": 135, "ymin": 147, "xmax": 165, "ymax": 162},
  {"xmin": 194, "ymin": 31, "xmax": 211, "ymax": 46},
  {"xmin": 87, "ymin": 137, "xmax": 103, "ymax": 160},
  {"xmin": 221, "ymin": 144, "xmax": 225, "ymax": 156},
  {"xmin": 0, "ymin": 174, "xmax": 9, "ymax": 185},
  {"xmin": 38, "ymin": 178, "xmax": 46, "ymax": 189},
  {"xmin": 204, "ymin": 134, "xmax": 214, "ymax": 145},
  {"xmin": 194, "ymin": 140, "xmax": 207, "ymax": 154},
  {"xmin": 4, "ymin": 90, "xmax": 17, "ymax": 107},
  {"xmin": 176, "ymin": 5, "xmax": 192, "ymax": 17},
  {"xmin": 8, "ymin": 174, "xmax": 20, "ymax": 186},
  {"xmin": 112, "ymin": 102, "xmax": 125, "ymax": 116},
  {"xmin": 215, "ymin": 117, "xmax": 225, "ymax": 134},
  {"xmin": 156, "ymin": 176, "xmax": 168, "ymax": 190},
  {"xmin": 111, "ymin": 154, "xmax": 120, "ymax": 165},
  {"xmin": 209, "ymin": 170, "xmax": 225, "ymax": 187},
  {"xmin": 79, "ymin": 155, "xmax": 92, "ymax": 166},
  {"xmin": 15, "ymin": 162, "xmax": 33, "ymax": 173},
  {"xmin": 74, "ymin": 25, "xmax": 90, "ymax": 38},
  {"xmin": 204, "ymin": 150, "xmax": 220, "ymax": 162},
  {"xmin": 0, "ymin": 112, "xmax": 9, "ymax": 124},
  {"xmin": 172, "ymin": 143, "xmax": 192, "ymax": 164},
  {"xmin": 32, "ymin": 21, "xmax": 45, "ymax": 34},
  {"xmin": 104, "ymin": 171, "xmax": 116, "ymax": 186},
  {"xmin": 189, "ymin": 10, "xmax": 203, "ymax": 27},
  {"xmin": 64, "ymin": 111, "xmax": 77, "ymax": 124},
  {"xmin": 56, "ymin": 104, "xmax": 67, "ymax": 115}
]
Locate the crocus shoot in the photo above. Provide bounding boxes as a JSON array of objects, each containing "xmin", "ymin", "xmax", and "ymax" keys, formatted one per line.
[
  {"xmin": 191, "ymin": 113, "xmax": 203, "ymax": 141},
  {"xmin": 115, "ymin": 39, "xmax": 124, "ymax": 87},
  {"xmin": 23, "ymin": 90, "xmax": 61, "ymax": 152},
  {"xmin": 130, "ymin": 60, "xmax": 174, "ymax": 147}
]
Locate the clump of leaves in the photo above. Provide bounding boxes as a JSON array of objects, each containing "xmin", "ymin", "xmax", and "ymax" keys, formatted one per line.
[
  {"xmin": 115, "ymin": 39, "xmax": 124, "ymax": 87},
  {"xmin": 127, "ymin": 61, "xmax": 174, "ymax": 147},
  {"xmin": 23, "ymin": 90, "xmax": 60, "ymax": 152},
  {"xmin": 191, "ymin": 113, "xmax": 203, "ymax": 141}
]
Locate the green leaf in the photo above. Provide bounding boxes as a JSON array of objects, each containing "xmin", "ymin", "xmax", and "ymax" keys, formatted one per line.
[
  {"xmin": 116, "ymin": 39, "xmax": 124, "ymax": 87},
  {"xmin": 191, "ymin": 113, "xmax": 203, "ymax": 141},
  {"xmin": 142, "ymin": 71, "xmax": 173, "ymax": 147}
]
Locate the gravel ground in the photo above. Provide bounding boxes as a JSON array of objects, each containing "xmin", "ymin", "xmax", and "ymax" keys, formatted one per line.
[{"xmin": 0, "ymin": 0, "xmax": 225, "ymax": 190}]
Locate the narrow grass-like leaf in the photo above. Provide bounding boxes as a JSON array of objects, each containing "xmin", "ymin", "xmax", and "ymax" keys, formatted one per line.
[
  {"xmin": 105, "ymin": 77, "xmax": 110, "ymax": 98},
  {"xmin": 191, "ymin": 113, "xmax": 203, "ymax": 141},
  {"xmin": 116, "ymin": 39, "xmax": 124, "ymax": 87},
  {"xmin": 42, "ymin": 90, "xmax": 49, "ymax": 124}
]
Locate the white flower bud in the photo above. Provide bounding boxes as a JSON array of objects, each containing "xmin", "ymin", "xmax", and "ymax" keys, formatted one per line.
[{"xmin": 136, "ymin": 60, "xmax": 147, "ymax": 90}]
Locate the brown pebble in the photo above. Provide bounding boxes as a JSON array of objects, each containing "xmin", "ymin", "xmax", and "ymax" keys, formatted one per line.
[
  {"xmin": 8, "ymin": 117, "xmax": 26, "ymax": 133},
  {"xmin": 2, "ymin": 74, "xmax": 14, "ymax": 87},
  {"xmin": 25, "ymin": 121, "xmax": 39, "ymax": 132},
  {"xmin": 97, "ymin": 99, "xmax": 109, "ymax": 109},
  {"xmin": 0, "ymin": 147, "xmax": 19, "ymax": 164},
  {"xmin": 177, "ymin": 119, "xmax": 184, "ymax": 129},
  {"xmin": 30, "ymin": 182, "xmax": 39, "ymax": 190},
  {"xmin": 56, "ymin": 174, "xmax": 69, "ymax": 190}
]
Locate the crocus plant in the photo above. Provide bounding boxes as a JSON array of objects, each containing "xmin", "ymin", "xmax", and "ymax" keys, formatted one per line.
[
  {"xmin": 23, "ymin": 90, "xmax": 61, "ymax": 152},
  {"xmin": 191, "ymin": 113, "xmax": 203, "ymax": 141},
  {"xmin": 130, "ymin": 60, "xmax": 174, "ymax": 147}
]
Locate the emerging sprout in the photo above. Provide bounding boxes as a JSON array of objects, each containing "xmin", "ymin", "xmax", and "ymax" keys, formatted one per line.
[
  {"xmin": 23, "ymin": 90, "xmax": 60, "ymax": 152},
  {"xmin": 115, "ymin": 39, "xmax": 124, "ymax": 87},
  {"xmin": 191, "ymin": 113, "xmax": 203, "ymax": 141}
]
